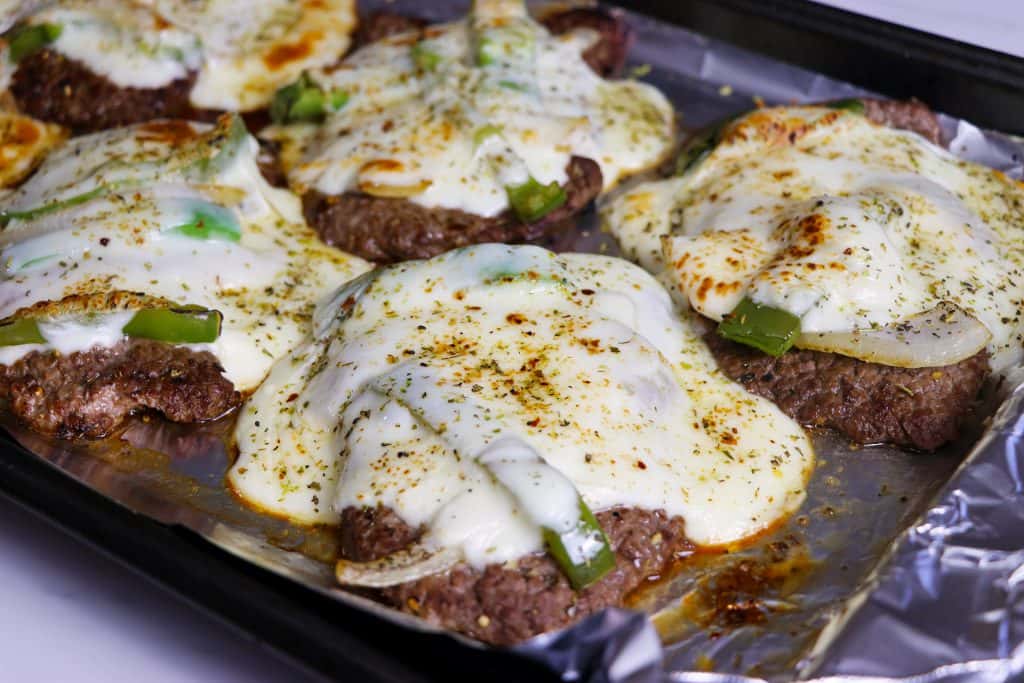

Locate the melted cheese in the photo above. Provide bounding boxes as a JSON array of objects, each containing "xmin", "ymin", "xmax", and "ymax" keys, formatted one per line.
[
  {"xmin": 0, "ymin": 117, "xmax": 370, "ymax": 389},
  {"xmin": 266, "ymin": 0, "xmax": 675, "ymax": 218},
  {"xmin": 230, "ymin": 245, "xmax": 813, "ymax": 568},
  {"xmin": 19, "ymin": 0, "xmax": 356, "ymax": 111},
  {"xmin": 605, "ymin": 106, "xmax": 1024, "ymax": 372}
]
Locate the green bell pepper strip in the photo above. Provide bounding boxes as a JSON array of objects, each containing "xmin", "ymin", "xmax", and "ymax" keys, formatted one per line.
[
  {"xmin": 329, "ymin": 89, "xmax": 349, "ymax": 110},
  {"xmin": 497, "ymin": 79, "xmax": 527, "ymax": 92},
  {"xmin": 717, "ymin": 297, "xmax": 801, "ymax": 356},
  {"xmin": 121, "ymin": 308, "xmax": 222, "ymax": 344},
  {"xmin": 542, "ymin": 497, "xmax": 616, "ymax": 590},
  {"xmin": 0, "ymin": 317, "xmax": 45, "ymax": 346},
  {"xmin": 288, "ymin": 87, "xmax": 327, "ymax": 122},
  {"xmin": 270, "ymin": 75, "xmax": 314, "ymax": 123},
  {"xmin": 411, "ymin": 42, "xmax": 441, "ymax": 71},
  {"xmin": 7, "ymin": 23, "xmax": 62, "ymax": 63},
  {"xmin": 506, "ymin": 177, "xmax": 566, "ymax": 223},
  {"xmin": 164, "ymin": 202, "xmax": 240, "ymax": 243},
  {"xmin": 186, "ymin": 114, "xmax": 249, "ymax": 181},
  {"xmin": 675, "ymin": 114, "xmax": 741, "ymax": 177},
  {"xmin": 826, "ymin": 98, "xmax": 866, "ymax": 115},
  {"xmin": 0, "ymin": 307, "xmax": 222, "ymax": 348},
  {"xmin": 270, "ymin": 73, "xmax": 348, "ymax": 125},
  {"xmin": 0, "ymin": 187, "xmax": 106, "ymax": 226},
  {"xmin": 476, "ymin": 36, "xmax": 498, "ymax": 66},
  {"xmin": 472, "ymin": 124, "xmax": 502, "ymax": 147}
]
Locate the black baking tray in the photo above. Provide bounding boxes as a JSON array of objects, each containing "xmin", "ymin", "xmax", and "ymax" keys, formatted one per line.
[{"xmin": 3, "ymin": 2, "xmax": 1024, "ymax": 682}]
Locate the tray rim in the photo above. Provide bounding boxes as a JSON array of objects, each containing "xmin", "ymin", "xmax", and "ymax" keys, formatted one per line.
[{"xmin": 3, "ymin": 1, "xmax": 1024, "ymax": 681}]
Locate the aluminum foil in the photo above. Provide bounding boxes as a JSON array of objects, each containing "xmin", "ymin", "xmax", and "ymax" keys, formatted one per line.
[{"xmin": 5, "ymin": 2, "xmax": 1024, "ymax": 682}]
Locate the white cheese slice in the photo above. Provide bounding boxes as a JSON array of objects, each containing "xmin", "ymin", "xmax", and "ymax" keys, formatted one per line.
[
  {"xmin": 604, "ymin": 105, "xmax": 1024, "ymax": 372},
  {"xmin": 20, "ymin": 0, "xmax": 356, "ymax": 111},
  {"xmin": 266, "ymin": 0, "xmax": 675, "ymax": 218},
  {"xmin": 230, "ymin": 244, "xmax": 814, "ymax": 569},
  {"xmin": 0, "ymin": 117, "xmax": 370, "ymax": 390}
]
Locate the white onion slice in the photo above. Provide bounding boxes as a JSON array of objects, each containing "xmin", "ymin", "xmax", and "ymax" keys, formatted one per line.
[
  {"xmin": 335, "ymin": 544, "xmax": 462, "ymax": 588},
  {"xmin": 795, "ymin": 302, "xmax": 991, "ymax": 368}
]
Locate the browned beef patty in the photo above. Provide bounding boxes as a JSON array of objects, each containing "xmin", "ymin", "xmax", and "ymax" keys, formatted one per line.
[
  {"xmin": 255, "ymin": 139, "xmax": 289, "ymax": 188},
  {"xmin": 705, "ymin": 334, "xmax": 989, "ymax": 451},
  {"xmin": 353, "ymin": 11, "xmax": 427, "ymax": 48},
  {"xmin": 340, "ymin": 505, "xmax": 423, "ymax": 561},
  {"xmin": 9, "ymin": 49, "xmax": 214, "ymax": 134},
  {"xmin": 340, "ymin": 505, "xmax": 693, "ymax": 645},
  {"xmin": 307, "ymin": 9, "xmax": 632, "ymax": 263},
  {"xmin": 540, "ymin": 7, "xmax": 632, "ymax": 77},
  {"xmin": 354, "ymin": 7, "xmax": 630, "ymax": 77},
  {"xmin": 303, "ymin": 156, "xmax": 603, "ymax": 263},
  {"xmin": 696, "ymin": 99, "xmax": 976, "ymax": 452},
  {"xmin": 0, "ymin": 339, "xmax": 240, "ymax": 439},
  {"xmin": 861, "ymin": 98, "xmax": 943, "ymax": 145}
]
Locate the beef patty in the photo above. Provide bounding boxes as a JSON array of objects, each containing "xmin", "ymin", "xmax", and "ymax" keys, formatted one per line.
[
  {"xmin": 700, "ymin": 99, "xmax": 978, "ymax": 451},
  {"xmin": 352, "ymin": 11, "xmax": 427, "ymax": 48},
  {"xmin": 10, "ymin": 49, "xmax": 214, "ymax": 134},
  {"xmin": 340, "ymin": 505, "xmax": 693, "ymax": 645},
  {"xmin": 861, "ymin": 98, "xmax": 943, "ymax": 145},
  {"xmin": 8, "ymin": 49, "xmax": 275, "ymax": 137},
  {"xmin": 539, "ymin": 7, "xmax": 632, "ymax": 77},
  {"xmin": 0, "ymin": 339, "xmax": 240, "ymax": 439},
  {"xmin": 304, "ymin": 156, "xmax": 603, "ymax": 263},
  {"xmin": 312, "ymin": 8, "xmax": 631, "ymax": 263},
  {"xmin": 705, "ymin": 334, "xmax": 989, "ymax": 452}
]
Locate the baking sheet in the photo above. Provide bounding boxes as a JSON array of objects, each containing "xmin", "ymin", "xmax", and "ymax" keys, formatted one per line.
[{"xmin": 4, "ymin": 1, "xmax": 1024, "ymax": 681}]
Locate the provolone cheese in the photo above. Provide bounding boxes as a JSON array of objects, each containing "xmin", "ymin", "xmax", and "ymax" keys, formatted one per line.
[
  {"xmin": 230, "ymin": 244, "xmax": 813, "ymax": 568},
  {"xmin": 0, "ymin": 117, "xmax": 369, "ymax": 389},
  {"xmin": 605, "ymin": 106, "xmax": 1024, "ymax": 372},
  {"xmin": 267, "ymin": 0, "xmax": 675, "ymax": 218}
]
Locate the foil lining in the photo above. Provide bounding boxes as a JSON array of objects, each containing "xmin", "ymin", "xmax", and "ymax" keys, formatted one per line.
[{"xmin": 4, "ymin": 2, "xmax": 1024, "ymax": 682}]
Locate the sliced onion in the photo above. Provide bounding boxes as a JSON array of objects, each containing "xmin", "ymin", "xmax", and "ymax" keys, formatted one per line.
[
  {"xmin": 358, "ymin": 179, "xmax": 433, "ymax": 198},
  {"xmin": 795, "ymin": 302, "xmax": 991, "ymax": 368},
  {"xmin": 335, "ymin": 543, "xmax": 462, "ymax": 588}
]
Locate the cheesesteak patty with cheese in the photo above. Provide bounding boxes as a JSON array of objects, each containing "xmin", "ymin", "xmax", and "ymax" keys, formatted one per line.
[
  {"xmin": 605, "ymin": 100, "xmax": 1024, "ymax": 450},
  {"xmin": 229, "ymin": 244, "xmax": 814, "ymax": 643},
  {"xmin": 3, "ymin": 0, "xmax": 357, "ymax": 133},
  {"xmin": 265, "ymin": 0, "xmax": 674, "ymax": 263},
  {"xmin": 0, "ymin": 115, "xmax": 368, "ymax": 437},
  {"xmin": 354, "ymin": 5, "xmax": 632, "ymax": 76}
]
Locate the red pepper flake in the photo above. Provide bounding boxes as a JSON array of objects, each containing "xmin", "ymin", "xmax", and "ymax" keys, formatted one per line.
[
  {"xmin": 636, "ymin": 460, "xmax": 647, "ymax": 470},
  {"xmin": 286, "ymin": 393, "xmax": 299, "ymax": 402}
]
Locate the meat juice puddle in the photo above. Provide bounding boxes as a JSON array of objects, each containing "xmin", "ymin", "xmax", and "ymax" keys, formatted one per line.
[{"xmin": 642, "ymin": 424, "xmax": 974, "ymax": 679}]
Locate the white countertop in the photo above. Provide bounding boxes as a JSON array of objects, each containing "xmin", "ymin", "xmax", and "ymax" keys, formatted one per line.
[
  {"xmin": 1, "ymin": 3, "xmax": 1020, "ymax": 682},
  {"xmin": 815, "ymin": 0, "xmax": 1024, "ymax": 58}
]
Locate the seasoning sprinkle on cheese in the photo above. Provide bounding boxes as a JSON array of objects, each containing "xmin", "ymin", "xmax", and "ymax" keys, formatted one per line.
[
  {"xmin": 6, "ymin": 0, "xmax": 356, "ymax": 111},
  {"xmin": 0, "ymin": 115, "xmax": 369, "ymax": 390},
  {"xmin": 230, "ymin": 244, "xmax": 813, "ymax": 573},
  {"xmin": 265, "ymin": 0, "xmax": 675, "ymax": 219},
  {"xmin": 604, "ymin": 105, "xmax": 1024, "ymax": 372}
]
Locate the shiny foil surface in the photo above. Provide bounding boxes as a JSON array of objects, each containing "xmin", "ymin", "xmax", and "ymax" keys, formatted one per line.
[{"xmin": 5, "ymin": 2, "xmax": 1024, "ymax": 682}]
